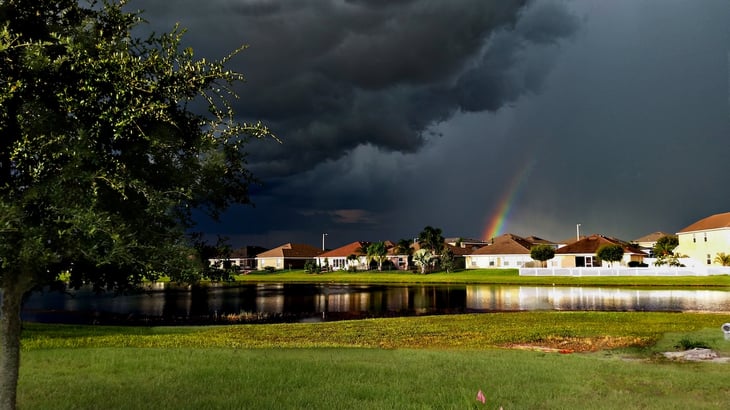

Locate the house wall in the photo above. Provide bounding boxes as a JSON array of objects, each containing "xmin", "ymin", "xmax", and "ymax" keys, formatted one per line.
[
  {"xmin": 466, "ymin": 254, "xmax": 534, "ymax": 269},
  {"xmin": 257, "ymin": 257, "xmax": 282, "ymax": 270},
  {"xmin": 675, "ymin": 228, "xmax": 730, "ymax": 266},
  {"xmin": 556, "ymin": 253, "xmax": 643, "ymax": 268}
]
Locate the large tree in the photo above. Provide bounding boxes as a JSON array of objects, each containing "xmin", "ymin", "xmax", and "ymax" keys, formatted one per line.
[
  {"xmin": 0, "ymin": 1, "xmax": 271, "ymax": 408},
  {"xmin": 366, "ymin": 242, "xmax": 389, "ymax": 271},
  {"xmin": 530, "ymin": 244, "xmax": 555, "ymax": 268},
  {"xmin": 652, "ymin": 235, "xmax": 678, "ymax": 258},
  {"xmin": 418, "ymin": 226, "xmax": 445, "ymax": 255},
  {"xmin": 596, "ymin": 244, "xmax": 624, "ymax": 267}
]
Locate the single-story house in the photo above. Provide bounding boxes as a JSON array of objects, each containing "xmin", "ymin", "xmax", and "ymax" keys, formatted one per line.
[
  {"xmin": 316, "ymin": 241, "xmax": 370, "ymax": 271},
  {"xmin": 466, "ymin": 234, "xmax": 547, "ymax": 269},
  {"xmin": 674, "ymin": 212, "xmax": 730, "ymax": 266},
  {"xmin": 554, "ymin": 234, "xmax": 646, "ymax": 267},
  {"xmin": 209, "ymin": 246, "xmax": 267, "ymax": 272},
  {"xmin": 256, "ymin": 243, "xmax": 324, "ymax": 270}
]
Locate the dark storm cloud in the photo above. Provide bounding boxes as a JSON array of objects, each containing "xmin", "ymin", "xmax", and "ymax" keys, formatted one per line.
[{"xmin": 138, "ymin": 0, "xmax": 578, "ymax": 178}]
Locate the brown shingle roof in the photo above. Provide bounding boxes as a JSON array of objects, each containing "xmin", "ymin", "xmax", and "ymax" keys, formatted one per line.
[
  {"xmin": 256, "ymin": 243, "xmax": 323, "ymax": 258},
  {"xmin": 678, "ymin": 212, "xmax": 730, "ymax": 233},
  {"xmin": 471, "ymin": 234, "xmax": 533, "ymax": 255},
  {"xmin": 555, "ymin": 235, "xmax": 646, "ymax": 255}
]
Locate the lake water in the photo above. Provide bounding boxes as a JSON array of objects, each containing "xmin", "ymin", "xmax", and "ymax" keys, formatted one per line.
[{"xmin": 21, "ymin": 283, "xmax": 730, "ymax": 325}]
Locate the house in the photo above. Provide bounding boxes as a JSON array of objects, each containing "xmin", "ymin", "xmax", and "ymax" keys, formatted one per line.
[
  {"xmin": 209, "ymin": 245, "xmax": 267, "ymax": 272},
  {"xmin": 466, "ymin": 234, "xmax": 542, "ymax": 269},
  {"xmin": 632, "ymin": 231, "xmax": 671, "ymax": 257},
  {"xmin": 256, "ymin": 243, "xmax": 323, "ymax": 270},
  {"xmin": 554, "ymin": 234, "xmax": 646, "ymax": 267},
  {"xmin": 674, "ymin": 212, "xmax": 730, "ymax": 266},
  {"xmin": 316, "ymin": 241, "xmax": 370, "ymax": 271}
]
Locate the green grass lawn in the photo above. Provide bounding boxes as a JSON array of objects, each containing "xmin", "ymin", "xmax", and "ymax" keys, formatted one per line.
[
  {"xmin": 224, "ymin": 269, "xmax": 730, "ymax": 288},
  {"xmin": 18, "ymin": 312, "xmax": 730, "ymax": 409}
]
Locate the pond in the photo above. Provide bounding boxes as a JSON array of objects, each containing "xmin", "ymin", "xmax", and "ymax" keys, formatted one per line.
[{"xmin": 21, "ymin": 283, "xmax": 730, "ymax": 325}]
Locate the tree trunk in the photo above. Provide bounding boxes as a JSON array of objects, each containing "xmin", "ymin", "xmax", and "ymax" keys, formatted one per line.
[{"xmin": 0, "ymin": 283, "xmax": 27, "ymax": 410}]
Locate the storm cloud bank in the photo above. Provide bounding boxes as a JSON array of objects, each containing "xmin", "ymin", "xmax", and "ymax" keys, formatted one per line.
[{"xmin": 142, "ymin": 0, "xmax": 579, "ymax": 177}]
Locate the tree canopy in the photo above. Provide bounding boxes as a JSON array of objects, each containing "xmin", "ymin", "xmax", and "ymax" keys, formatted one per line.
[
  {"xmin": 652, "ymin": 235, "xmax": 679, "ymax": 257},
  {"xmin": 530, "ymin": 244, "xmax": 555, "ymax": 268},
  {"xmin": 366, "ymin": 242, "xmax": 389, "ymax": 271},
  {"xmin": 418, "ymin": 226, "xmax": 445, "ymax": 255},
  {"xmin": 596, "ymin": 244, "xmax": 624, "ymax": 267},
  {"xmin": 0, "ymin": 1, "xmax": 271, "ymax": 407}
]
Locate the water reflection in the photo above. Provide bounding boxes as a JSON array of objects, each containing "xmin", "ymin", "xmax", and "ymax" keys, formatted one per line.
[{"xmin": 21, "ymin": 284, "xmax": 730, "ymax": 325}]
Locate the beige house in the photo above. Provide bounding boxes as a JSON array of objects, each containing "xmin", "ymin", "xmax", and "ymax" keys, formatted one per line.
[
  {"xmin": 466, "ymin": 234, "xmax": 550, "ymax": 269},
  {"xmin": 256, "ymin": 243, "xmax": 323, "ymax": 270},
  {"xmin": 632, "ymin": 231, "xmax": 671, "ymax": 257},
  {"xmin": 554, "ymin": 234, "xmax": 646, "ymax": 267},
  {"xmin": 674, "ymin": 212, "xmax": 730, "ymax": 266}
]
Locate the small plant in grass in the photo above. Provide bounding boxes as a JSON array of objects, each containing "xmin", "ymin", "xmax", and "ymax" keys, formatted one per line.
[{"xmin": 673, "ymin": 338, "xmax": 711, "ymax": 351}]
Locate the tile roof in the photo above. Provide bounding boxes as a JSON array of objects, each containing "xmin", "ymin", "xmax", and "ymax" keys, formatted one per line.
[
  {"xmin": 678, "ymin": 212, "xmax": 730, "ymax": 233},
  {"xmin": 256, "ymin": 243, "xmax": 323, "ymax": 258},
  {"xmin": 319, "ymin": 241, "xmax": 370, "ymax": 258},
  {"xmin": 555, "ymin": 235, "xmax": 645, "ymax": 255}
]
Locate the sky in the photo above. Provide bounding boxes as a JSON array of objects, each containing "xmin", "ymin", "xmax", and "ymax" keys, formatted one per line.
[{"xmin": 136, "ymin": 0, "xmax": 730, "ymax": 249}]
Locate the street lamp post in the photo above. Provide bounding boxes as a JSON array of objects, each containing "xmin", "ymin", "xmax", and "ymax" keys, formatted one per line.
[
  {"xmin": 322, "ymin": 233, "xmax": 328, "ymax": 251},
  {"xmin": 576, "ymin": 224, "xmax": 581, "ymax": 241}
]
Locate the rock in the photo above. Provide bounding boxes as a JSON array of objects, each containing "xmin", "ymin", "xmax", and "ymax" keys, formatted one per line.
[{"xmin": 663, "ymin": 348, "xmax": 718, "ymax": 361}]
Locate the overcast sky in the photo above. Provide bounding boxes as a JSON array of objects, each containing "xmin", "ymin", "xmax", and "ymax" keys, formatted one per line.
[{"xmin": 137, "ymin": 0, "xmax": 730, "ymax": 249}]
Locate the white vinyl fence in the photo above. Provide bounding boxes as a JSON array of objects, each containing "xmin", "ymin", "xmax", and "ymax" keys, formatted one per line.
[{"xmin": 519, "ymin": 266, "xmax": 730, "ymax": 277}]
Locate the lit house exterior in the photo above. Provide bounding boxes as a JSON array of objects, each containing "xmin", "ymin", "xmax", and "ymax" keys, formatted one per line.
[
  {"xmin": 554, "ymin": 234, "xmax": 646, "ymax": 267},
  {"xmin": 255, "ymin": 243, "xmax": 323, "ymax": 270},
  {"xmin": 674, "ymin": 212, "xmax": 730, "ymax": 266}
]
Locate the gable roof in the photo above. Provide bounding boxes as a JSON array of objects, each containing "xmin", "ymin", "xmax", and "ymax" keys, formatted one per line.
[
  {"xmin": 555, "ymin": 235, "xmax": 645, "ymax": 255},
  {"xmin": 678, "ymin": 212, "xmax": 730, "ymax": 233},
  {"xmin": 524, "ymin": 236, "xmax": 557, "ymax": 246},
  {"xmin": 632, "ymin": 231, "xmax": 670, "ymax": 243},
  {"xmin": 319, "ymin": 241, "xmax": 370, "ymax": 258},
  {"xmin": 256, "ymin": 243, "xmax": 323, "ymax": 258},
  {"xmin": 471, "ymin": 234, "xmax": 533, "ymax": 255}
]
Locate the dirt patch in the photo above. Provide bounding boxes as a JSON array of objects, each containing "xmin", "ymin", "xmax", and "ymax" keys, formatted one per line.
[{"xmin": 503, "ymin": 336, "xmax": 651, "ymax": 353}]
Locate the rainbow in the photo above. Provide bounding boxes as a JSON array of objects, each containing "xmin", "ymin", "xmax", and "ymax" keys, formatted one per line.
[{"xmin": 481, "ymin": 160, "xmax": 535, "ymax": 241}]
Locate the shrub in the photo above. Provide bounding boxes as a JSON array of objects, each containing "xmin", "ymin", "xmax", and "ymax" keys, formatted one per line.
[{"xmin": 674, "ymin": 338, "xmax": 711, "ymax": 351}]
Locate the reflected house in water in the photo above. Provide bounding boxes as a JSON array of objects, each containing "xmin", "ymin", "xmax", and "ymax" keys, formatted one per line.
[{"xmin": 22, "ymin": 283, "xmax": 730, "ymax": 324}]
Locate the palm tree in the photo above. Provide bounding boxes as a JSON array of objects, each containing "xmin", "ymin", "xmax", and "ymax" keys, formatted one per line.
[
  {"xmin": 366, "ymin": 242, "xmax": 389, "ymax": 271},
  {"xmin": 346, "ymin": 254, "xmax": 360, "ymax": 271},
  {"xmin": 412, "ymin": 248, "xmax": 433, "ymax": 274},
  {"xmin": 714, "ymin": 252, "xmax": 730, "ymax": 266},
  {"xmin": 418, "ymin": 226, "xmax": 445, "ymax": 255}
]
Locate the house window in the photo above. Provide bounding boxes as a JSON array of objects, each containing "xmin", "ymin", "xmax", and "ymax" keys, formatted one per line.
[
  {"xmin": 489, "ymin": 261, "xmax": 495, "ymax": 267},
  {"xmin": 693, "ymin": 234, "xmax": 696, "ymax": 243},
  {"xmin": 504, "ymin": 261, "xmax": 510, "ymax": 266},
  {"xmin": 704, "ymin": 233, "xmax": 707, "ymax": 242},
  {"xmin": 707, "ymin": 254, "xmax": 711, "ymax": 265}
]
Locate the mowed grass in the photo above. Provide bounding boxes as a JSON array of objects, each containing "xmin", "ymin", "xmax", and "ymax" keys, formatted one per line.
[
  {"xmin": 228, "ymin": 269, "xmax": 730, "ymax": 288},
  {"xmin": 18, "ymin": 312, "xmax": 730, "ymax": 409}
]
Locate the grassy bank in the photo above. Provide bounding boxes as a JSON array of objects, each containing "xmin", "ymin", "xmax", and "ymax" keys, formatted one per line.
[
  {"xmin": 18, "ymin": 312, "xmax": 730, "ymax": 409},
  {"xmin": 224, "ymin": 269, "xmax": 730, "ymax": 288}
]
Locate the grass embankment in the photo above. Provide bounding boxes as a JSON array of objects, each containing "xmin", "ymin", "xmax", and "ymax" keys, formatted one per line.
[
  {"xmin": 19, "ymin": 312, "xmax": 730, "ymax": 409},
  {"xmin": 226, "ymin": 269, "xmax": 730, "ymax": 288}
]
